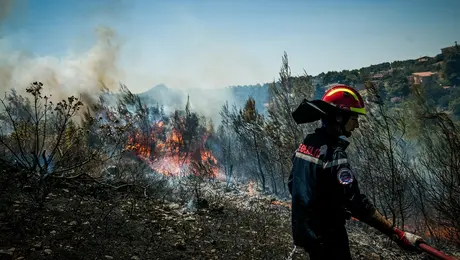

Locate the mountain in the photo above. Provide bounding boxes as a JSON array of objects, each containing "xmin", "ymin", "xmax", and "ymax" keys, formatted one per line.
[
  {"xmin": 137, "ymin": 84, "xmax": 186, "ymax": 111},
  {"xmin": 137, "ymin": 84, "xmax": 270, "ymax": 119}
]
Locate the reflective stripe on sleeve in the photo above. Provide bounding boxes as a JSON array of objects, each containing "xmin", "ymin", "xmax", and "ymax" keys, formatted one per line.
[
  {"xmin": 323, "ymin": 158, "xmax": 348, "ymax": 168},
  {"xmin": 295, "ymin": 152, "xmax": 323, "ymax": 165}
]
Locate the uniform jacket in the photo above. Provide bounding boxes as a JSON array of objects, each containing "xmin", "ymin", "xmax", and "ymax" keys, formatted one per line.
[{"xmin": 288, "ymin": 127, "xmax": 376, "ymax": 250}]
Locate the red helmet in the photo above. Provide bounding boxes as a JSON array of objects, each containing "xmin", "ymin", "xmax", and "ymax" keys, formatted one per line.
[
  {"xmin": 321, "ymin": 84, "xmax": 366, "ymax": 115},
  {"xmin": 292, "ymin": 84, "xmax": 366, "ymax": 124}
]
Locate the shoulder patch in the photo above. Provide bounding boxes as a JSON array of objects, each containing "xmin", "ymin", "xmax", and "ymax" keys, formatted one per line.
[
  {"xmin": 297, "ymin": 143, "xmax": 321, "ymax": 158},
  {"xmin": 337, "ymin": 168, "xmax": 354, "ymax": 185}
]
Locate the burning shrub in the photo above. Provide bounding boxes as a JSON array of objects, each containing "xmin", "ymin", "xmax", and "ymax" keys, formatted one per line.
[
  {"xmin": 93, "ymin": 87, "xmax": 221, "ymax": 208},
  {"xmin": 121, "ymin": 93, "xmax": 219, "ymax": 179}
]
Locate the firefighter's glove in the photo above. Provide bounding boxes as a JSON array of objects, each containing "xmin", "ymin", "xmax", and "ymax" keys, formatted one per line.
[{"xmin": 392, "ymin": 228, "xmax": 424, "ymax": 251}]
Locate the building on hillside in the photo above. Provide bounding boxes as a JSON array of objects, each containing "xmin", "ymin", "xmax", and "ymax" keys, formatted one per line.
[
  {"xmin": 372, "ymin": 73, "xmax": 385, "ymax": 80},
  {"xmin": 409, "ymin": 72, "xmax": 437, "ymax": 86},
  {"xmin": 441, "ymin": 41, "xmax": 459, "ymax": 58},
  {"xmin": 417, "ymin": 56, "xmax": 431, "ymax": 63}
]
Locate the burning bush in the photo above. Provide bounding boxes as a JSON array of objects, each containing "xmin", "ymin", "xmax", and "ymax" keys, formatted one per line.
[
  {"xmin": 121, "ymin": 96, "xmax": 219, "ymax": 180},
  {"xmin": 108, "ymin": 91, "xmax": 221, "ymax": 208}
]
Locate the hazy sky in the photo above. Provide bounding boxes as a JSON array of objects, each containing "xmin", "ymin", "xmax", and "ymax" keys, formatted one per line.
[{"xmin": 0, "ymin": 0, "xmax": 459, "ymax": 93}]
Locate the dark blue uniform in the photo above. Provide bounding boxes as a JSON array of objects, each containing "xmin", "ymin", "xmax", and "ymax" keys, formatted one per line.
[{"xmin": 288, "ymin": 128, "xmax": 376, "ymax": 259}]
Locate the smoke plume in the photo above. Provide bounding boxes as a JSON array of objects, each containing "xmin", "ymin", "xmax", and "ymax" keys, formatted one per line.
[
  {"xmin": 0, "ymin": 1, "xmax": 273, "ymax": 123},
  {"xmin": 0, "ymin": 26, "xmax": 122, "ymax": 106}
]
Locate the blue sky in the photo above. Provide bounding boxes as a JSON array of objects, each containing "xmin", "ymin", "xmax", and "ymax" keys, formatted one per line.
[{"xmin": 0, "ymin": 0, "xmax": 459, "ymax": 93}]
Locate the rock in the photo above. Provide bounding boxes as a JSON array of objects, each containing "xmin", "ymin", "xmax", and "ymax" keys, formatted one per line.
[
  {"xmin": 69, "ymin": 221, "xmax": 77, "ymax": 226},
  {"xmin": 366, "ymin": 252, "xmax": 381, "ymax": 260},
  {"xmin": 105, "ymin": 255, "xmax": 114, "ymax": 259},
  {"xmin": 15, "ymin": 257, "xmax": 25, "ymax": 260},
  {"xmin": 166, "ymin": 203, "xmax": 181, "ymax": 211},
  {"xmin": 163, "ymin": 215, "xmax": 174, "ymax": 220},
  {"xmin": 131, "ymin": 256, "xmax": 140, "ymax": 260},
  {"xmin": 174, "ymin": 239, "xmax": 186, "ymax": 251},
  {"xmin": 33, "ymin": 242, "xmax": 43, "ymax": 249},
  {"xmin": 184, "ymin": 216, "xmax": 196, "ymax": 221},
  {"xmin": 0, "ymin": 249, "xmax": 13, "ymax": 256},
  {"xmin": 44, "ymin": 249, "xmax": 52, "ymax": 255}
]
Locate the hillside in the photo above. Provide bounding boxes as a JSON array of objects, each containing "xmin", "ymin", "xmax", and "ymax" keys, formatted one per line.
[{"xmin": 135, "ymin": 43, "xmax": 459, "ymax": 119}]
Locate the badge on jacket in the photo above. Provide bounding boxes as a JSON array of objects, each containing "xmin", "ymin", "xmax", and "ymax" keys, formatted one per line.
[{"xmin": 337, "ymin": 168, "xmax": 354, "ymax": 185}]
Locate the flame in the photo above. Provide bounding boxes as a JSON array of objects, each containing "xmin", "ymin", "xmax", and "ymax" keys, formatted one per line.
[
  {"xmin": 423, "ymin": 226, "xmax": 459, "ymax": 241},
  {"xmin": 125, "ymin": 119, "xmax": 219, "ymax": 178},
  {"xmin": 270, "ymin": 200, "xmax": 292, "ymax": 209},
  {"xmin": 248, "ymin": 180, "xmax": 254, "ymax": 196}
]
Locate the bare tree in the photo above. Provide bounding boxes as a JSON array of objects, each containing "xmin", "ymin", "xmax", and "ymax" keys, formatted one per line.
[
  {"xmin": 350, "ymin": 82, "xmax": 413, "ymax": 229},
  {"xmin": 217, "ymin": 101, "xmax": 238, "ymax": 188},
  {"xmin": 0, "ymin": 82, "xmax": 110, "ymax": 206},
  {"xmin": 410, "ymin": 84, "xmax": 460, "ymax": 245},
  {"xmin": 264, "ymin": 52, "xmax": 316, "ymax": 195}
]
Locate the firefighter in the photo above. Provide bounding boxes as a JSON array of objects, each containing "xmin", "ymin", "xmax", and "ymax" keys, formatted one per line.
[{"xmin": 288, "ymin": 84, "xmax": 423, "ymax": 259}]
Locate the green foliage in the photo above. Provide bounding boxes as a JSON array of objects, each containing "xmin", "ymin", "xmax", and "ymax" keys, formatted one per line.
[
  {"xmin": 320, "ymin": 69, "xmax": 360, "ymax": 86},
  {"xmin": 442, "ymin": 46, "xmax": 460, "ymax": 86}
]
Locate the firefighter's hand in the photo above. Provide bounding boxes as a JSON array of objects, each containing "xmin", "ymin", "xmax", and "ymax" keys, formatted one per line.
[{"xmin": 392, "ymin": 228, "xmax": 424, "ymax": 251}]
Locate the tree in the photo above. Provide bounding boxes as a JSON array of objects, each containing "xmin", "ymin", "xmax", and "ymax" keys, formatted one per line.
[
  {"xmin": 350, "ymin": 81, "xmax": 413, "ymax": 229},
  {"xmin": 385, "ymin": 70, "xmax": 411, "ymax": 98},
  {"xmin": 410, "ymin": 85, "xmax": 460, "ymax": 245},
  {"xmin": 442, "ymin": 45, "xmax": 460, "ymax": 86},
  {"xmin": 217, "ymin": 102, "xmax": 238, "ymax": 188},
  {"xmin": 229, "ymin": 97, "xmax": 268, "ymax": 191},
  {"xmin": 264, "ymin": 52, "xmax": 316, "ymax": 194},
  {"xmin": 0, "ymin": 82, "xmax": 106, "ymax": 207}
]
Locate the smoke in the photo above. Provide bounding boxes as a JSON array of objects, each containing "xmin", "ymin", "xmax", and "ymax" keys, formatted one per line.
[
  {"xmin": 0, "ymin": 0, "xmax": 126, "ymax": 110},
  {"xmin": 0, "ymin": 26, "xmax": 122, "ymax": 107},
  {"xmin": 0, "ymin": 1, "xmax": 273, "ymax": 123},
  {"xmin": 120, "ymin": 10, "xmax": 271, "ymax": 92},
  {"xmin": 116, "ymin": 10, "xmax": 272, "ymax": 123}
]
